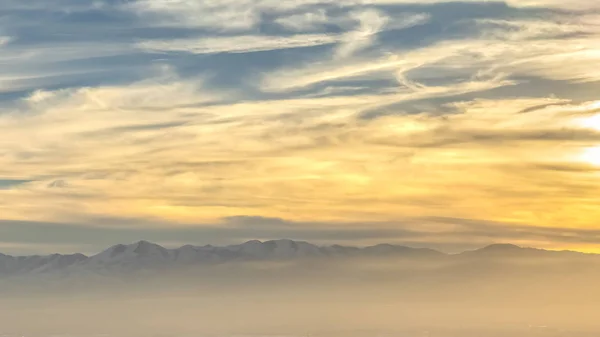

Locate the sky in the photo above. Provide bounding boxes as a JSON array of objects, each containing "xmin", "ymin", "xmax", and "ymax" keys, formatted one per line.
[{"xmin": 0, "ymin": 0, "xmax": 599, "ymax": 255}]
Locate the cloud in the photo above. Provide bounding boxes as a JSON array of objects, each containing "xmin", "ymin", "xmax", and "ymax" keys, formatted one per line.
[
  {"xmin": 504, "ymin": 0, "xmax": 600, "ymax": 9},
  {"xmin": 1, "ymin": 0, "xmax": 600, "ymax": 253},
  {"xmin": 2, "ymin": 75, "xmax": 600, "ymax": 236},
  {"xmin": 48, "ymin": 180, "xmax": 68, "ymax": 189},
  {"xmin": 3, "ymin": 214, "xmax": 600, "ymax": 255},
  {"xmin": 335, "ymin": 8, "xmax": 390, "ymax": 59},
  {"xmin": 0, "ymin": 40, "xmax": 139, "ymax": 93},
  {"xmin": 0, "ymin": 37, "xmax": 11, "ymax": 47},
  {"xmin": 274, "ymin": 9, "xmax": 331, "ymax": 32},
  {"xmin": 336, "ymin": 10, "xmax": 430, "ymax": 59},
  {"xmin": 126, "ymin": 0, "xmax": 260, "ymax": 31},
  {"xmin": 260, "ymin": 39, "xmax": 514, "ymax": 93},
  {"xmin": 136, "ymin": 34, "xmax": 340, "ymax": 54},
  {"xmin": 260, "ymin": 11, "xmax": 600, "ymax": 93},
  {"xmin": 134, "ymin": 10, "xmax": 428, "ymax": 58}
]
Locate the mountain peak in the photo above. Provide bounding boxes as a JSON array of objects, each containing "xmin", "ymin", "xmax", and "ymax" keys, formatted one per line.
[
  {"xmin": 363, "ymin": 244, "xmax": 443, "ymax": 257},
  {"xmin": 132, "ymin": 240, "xmax": 165, "ymax": 253},
  {"xmin": 461, "ymin": 243, "xmax": 533, "ymax": 257},
  {"xmin": 481, "ymin": 243, "xmax": 523, "ymax": 251},
  {"xmin": 242, "ymin": 240, "xmax": 262, "ymax": 245},
  {"xmin": 86, "ymin": 240, "xmax": 171, "ymax": 267},
  {"xmin": 264, "ymin": 239, "xmax": 302, "ymax": 247},
  {"xmin": 227, "ymin": 239, "xmax": 320, "ymax": 259}
]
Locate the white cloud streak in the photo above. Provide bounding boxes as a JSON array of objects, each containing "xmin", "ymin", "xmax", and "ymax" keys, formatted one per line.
[
  {"xmin": 335, "ymin": 8, "xmax": 390, "ymax": 59},
  {"xmin": 136, "ymin": 34, "xmax": 340, "ymax": 54},
  {"xmin": 275, "ymin": 9, "xmax": 331, "ymax": 32}
]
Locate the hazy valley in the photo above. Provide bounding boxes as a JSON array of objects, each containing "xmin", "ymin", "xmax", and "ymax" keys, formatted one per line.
[{"xmin": 1, "ymin": 240, "xmax": 599, "ymax": 336}]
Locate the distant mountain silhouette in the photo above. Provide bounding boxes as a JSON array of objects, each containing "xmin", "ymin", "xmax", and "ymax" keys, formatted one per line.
[{"xmin": 0, "ymin": 240, "xmax": 594, "ymax": 278}]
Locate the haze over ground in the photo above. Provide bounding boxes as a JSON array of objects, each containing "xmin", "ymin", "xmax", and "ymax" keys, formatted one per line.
[{"xmin": 1, "ymin": 240, "xmax": 600, "ymax": 335}]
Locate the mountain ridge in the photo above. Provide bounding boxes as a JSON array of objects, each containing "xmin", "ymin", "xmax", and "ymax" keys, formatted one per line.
[
  {"xmin": 0, "ymin": 239, "xmax": 594, "ymax": 259},
  {"xmin": 0, "ymin": 240, "xmax": 594, "ymax": 278}
]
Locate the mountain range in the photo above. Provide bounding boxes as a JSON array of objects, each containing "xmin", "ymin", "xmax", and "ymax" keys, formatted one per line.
[{"xmin": 0, "ymin": 240, "xmax": 593, "ymax": 278}]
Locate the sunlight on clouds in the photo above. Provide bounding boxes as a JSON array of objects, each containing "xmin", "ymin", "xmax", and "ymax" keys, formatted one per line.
[
  {"xmin": 2, "ymin": 82, "xmax": 600, "ymax": 229},
  {"xmin": 506, "ymin": 0, "xmax": 600, "ymax": 9},
  {"xmin": 1, "ymin": 0, "xmax": 600, "ymax": 251},
  {"xmin": 577, "ymin": 114, "xmax": 600, "ymax": 132},
  {"xmin": 580, "ymin": 147, "xmax": 600, "ymax": 166}
]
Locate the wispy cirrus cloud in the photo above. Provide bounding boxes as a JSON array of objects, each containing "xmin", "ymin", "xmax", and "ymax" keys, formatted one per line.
[
  {"xmin": 136, "ymin": 34, "xmax": 340, "ymax": 54},
  {"xmin": 125, "ymin": 0, "xmax": 261, "ymax": 31},
  {"xmin": 275, "ymin": 9, "xmax": 331, "ymax": 32},
  {"xmin": 334, "ymin": 8, "xmax": 390, "ymax": 58},
  {"xmin": 1, "ymin": 0, "xmax": 600, "ymax": 254},
  {"xmin": 2, "ymin": 79, "xmax": 599, "ymax": 228}
]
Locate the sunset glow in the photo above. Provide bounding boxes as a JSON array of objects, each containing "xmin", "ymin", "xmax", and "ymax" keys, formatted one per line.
[
  {"xmin": 0, "ymin": 0, "xmax": 599, "ymax": 255},
  {"xmin": 581, "ymin": 147, "xmax": 600, "ymax": 166}
]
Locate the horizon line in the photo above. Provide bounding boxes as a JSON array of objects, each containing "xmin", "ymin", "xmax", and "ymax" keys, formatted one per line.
[{"xmin": 1, "ymin": 239, "xmax": 591, "ymax": 258}]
